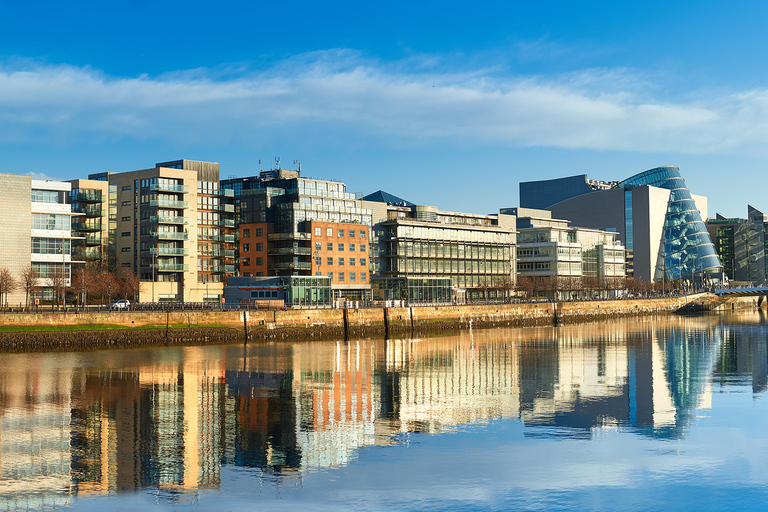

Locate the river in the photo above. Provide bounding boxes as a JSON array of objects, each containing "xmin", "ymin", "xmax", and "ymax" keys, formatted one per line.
[{"xmin": 1, "ymin": 311, "xmax": 767, "ymax": 511}]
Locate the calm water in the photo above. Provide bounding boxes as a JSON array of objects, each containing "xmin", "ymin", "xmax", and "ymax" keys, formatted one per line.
[{"xmin": 2, "ymin": 312, "xmax": 768, "ymax": 511}]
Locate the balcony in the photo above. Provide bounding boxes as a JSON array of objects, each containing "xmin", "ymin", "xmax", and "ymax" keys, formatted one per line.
[
  {"xmin": 220, "ymin": 203, "xmax": 235, "ymax": 213},
  {"xmin": 220, "ymin": 218, "xmax": 235, "ymax": 228},
  {"xmin": 268, "ymin": 247, "xmax": 312, "ymax": 255},
  {"xmin": 220, "ymin": 188, "xmax": 235, "ymax": 197},
  {"xmin": 268, "ymin": 232, "xmax": 311, "ymax": 241},
  {"xmin": 153, "ymin": 263, "xmax": 189, "ymax": 272},
  {"xmin": 223, "ymin": 234, "xmax": 236, "ymax": 243},
  {"xmin": 72, "ymin": 192, "xmax": 104, "ymax": 203},
  {"xmin": 74, "ymin": 222, "xmax": 103, "ymax": 232},
  {"xmin": 150, "ymin": 199, "xmax": 189, "ymax": 208},
  {"xmin": 81, "ymin": 234, "xmax": 103, "ymax": 246},
  {"xmin": 149, "ymin": 215, "xmax": 188, "ymax": 225},
  {"xmin": 150, "ymin": 183, "xmax": 189, "ymax": 193},
  {"xmin": 150, "ymin": 247, "xmax": 189, "ymax": 256},
  {"xmin": 153, "ymin": 232, "xmax": 189, "ymax": 241},
  {"xmin": 224, "ymin": 250, "xmax": 236, "ymax": 258},
  {"xmin": 224, "ymin": 265, "xmax": 236, "ymax": 273},
  {"xmin": 270, "ymin": 261, "xmax": 312, "ymax": 270}
]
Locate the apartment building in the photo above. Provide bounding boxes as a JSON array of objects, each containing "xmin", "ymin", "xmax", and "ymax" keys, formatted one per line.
[
  {"xmin": 0, "ymin": 174, "xmax": 82, "ymax": 305},
  {"xmin": 87, "ymin": 160, "xmax": 236, "ymax": 303},
  {"xmin": 68, "ymin": 179, "xmax": 109, "ymax": 263}
]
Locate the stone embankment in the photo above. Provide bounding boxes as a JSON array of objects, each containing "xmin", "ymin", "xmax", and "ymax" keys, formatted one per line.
[{"xmin": 0, "ymin": 294, "xmax": 730, "ymax": 353}]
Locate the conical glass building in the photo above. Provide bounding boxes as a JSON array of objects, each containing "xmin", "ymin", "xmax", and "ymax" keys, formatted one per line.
[{"xmin": 617, "ymin": 166, "xmax": 721, "ymax": 280}]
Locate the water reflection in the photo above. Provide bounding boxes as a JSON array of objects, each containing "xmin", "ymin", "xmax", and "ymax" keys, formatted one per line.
[{"xmin": 0, "ymin": 313, "xmax": 766, "ymax": 508}]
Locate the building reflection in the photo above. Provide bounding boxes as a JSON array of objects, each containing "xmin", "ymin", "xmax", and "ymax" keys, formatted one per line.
[{"xmin": 0, "ymin": 313, "xmax": 761, "ymax": 507}]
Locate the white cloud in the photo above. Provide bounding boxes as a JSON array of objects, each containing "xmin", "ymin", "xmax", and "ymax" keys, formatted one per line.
[{"xmin": 0, "ymin": 51, "xmax": 766, "ymax": 155}]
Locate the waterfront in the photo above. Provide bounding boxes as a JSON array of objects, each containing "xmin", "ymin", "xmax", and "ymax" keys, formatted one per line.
[{"xmin": 1, "ymin": 312, "xmax": 768, "ymax": 510}]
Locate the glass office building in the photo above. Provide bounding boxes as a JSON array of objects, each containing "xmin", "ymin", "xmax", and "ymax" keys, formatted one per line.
[{"xmin": 618, "ymin": 166, "xmax": 721, "ymax": 281}]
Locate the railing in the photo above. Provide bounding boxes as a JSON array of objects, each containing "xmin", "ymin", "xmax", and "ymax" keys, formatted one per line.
[
  {"xmin": 223, "ymin": 235, "xmax": 236, "ymax": 243},
  {"xmin": 152, "ymin": 264, "xmax": 189, "ymax": 271},
  {"xmin": 268, "ymin": 247, "xmax": 312, "ymax": 255},
  {"xmin": 72, "ymin": 192, "xmax": 104, "ymax": 202},
  {"xmin": 150, "ymin": 248, "xmax": 189, "ymax": 256},
  {"xmin": 220, "ymin": 188, "xmax": 235, "ymax": 197},
  {"xmin": 270, "ymin": 261, "xmax": 312, "ymax": 270},
  {"xmin": 154, "ymin": 232, "xmax": 189, "ymax": 240},
  {"xmin": 268, "ymin": 232, "xmax": 312, "ymax": 241},
  {"xmin": 224, "ymin": 250, "xmax": 236, "ymax": 258},
  {"xmin": 220, "ymin": 204, "xmax": 235, "ymax": 213},
  {"xmin": 150, "ymin": 183, "xmax": 189, "ymax": 193},
  {"xmin": 150, "ymin": 199, "xmax": 189, "ymax": 208},
  {"xmin": 220, "ymin": 219, "xmax": 235, "ymax": 228},
  {"xmin": 149, "ymin": 215, "xmax": 188, "ymax": 224},
  {"xmin": 224, "ymin": 265, "xmax": 236, "ymax": 273}
]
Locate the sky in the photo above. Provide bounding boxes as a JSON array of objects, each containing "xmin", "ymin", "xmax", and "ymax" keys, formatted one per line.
[{"xmin": 2, "ymin": 0, "xmax": 768, "ymax": 217}]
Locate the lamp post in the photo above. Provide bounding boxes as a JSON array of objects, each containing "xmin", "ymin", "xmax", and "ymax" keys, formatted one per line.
[
  {"xmin": 108, "ymin": 281, "xmax": 112, "ymax": 309},
  {"xmin": 59, "ymin": 239, "xmax": 66, "ymax": 309}
]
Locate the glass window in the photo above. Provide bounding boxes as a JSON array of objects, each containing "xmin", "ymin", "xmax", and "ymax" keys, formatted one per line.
[
  {"xmin": 349, "ymin": 244, "xmax": 355, "ymax": 252},
  {"xmin": 327, "ymin": 242, "xmax": 333, "ymax": 251},
  {"xmin": 350, "ymin": 272, "xmax": 356, "ymax": 282},
  {"xmin": 327, "ymin": 257, "xmax": 333, "ymax": 265},
  {"xmin": 338, "ymin": 272, "xmax": 345, "ymax": 282},
  {"xmin": 315, "ymin": 227, "xmax": 321, "ymax": 236},
  {"xmin": 256, "ymin": 257, "xmax": 263, "ymax": 265},
  {"xmin": 256, "ymin": 228, "xmax": 263, "ymax": 236},
  {"xmin": 121, "ymin": 232, "xmax": 130, "ymax": 237},
  {"xmin": 256, "ymin": 243, "xmax": 263, "ymax": 251},
  {"xmin": 339, "ymin": 258, "xmax": 345, "ymax": 266},
  {"xmin": 349, "ymin": 258, "xmax": 355, "ymax": 266},
  {"xmin": 349, "ymin": 229, "xmax": 355, "ymax": 237},
  {"xmin": 338, "ymin": 243, "xmax": 344, "ymax": 251},
  {"xmin": 243, "ymin": 229, "xmax": 250, "ymax": 237},
  {"xmin": 338, "ymin": 229, "xmax": 344, "ymax": 237},
  {"xmin": 315, "ymin": 242, "xmax": 321, "ymax": 251},
  {"xmin": 243, "ymin": 243, "xmax": 250, "ymax": 251},
  {"xmin": 121, "ymin": 216, "xmax": 131, "ymax": 221},
  {"xmin": 360, "ymin": 258, "xmax": 366, "ymax": 266},
  {"xmin": 327, "ymin": 272, "xmax": 333, "ymax": 282},
  {"xmin": 326, "ymin": 228, "xmax": 333, "ymax": 237},
  {"xmin": 360, "ymin": 244, "xmax": 366, "ymax": 252},
  {"xmin": 361, "ymin": 231, "xmax": 366, "ymax": 239},
  {"xmin": 361, "ymin": 272, "xmax": 366, "ymax": 281}
]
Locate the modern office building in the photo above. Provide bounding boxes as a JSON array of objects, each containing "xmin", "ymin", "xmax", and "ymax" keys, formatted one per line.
[
  {"xmin": 67, "ymin": 179, "xmax": 109, "ymax": 263},
  {"xmin": 86, "ymin": 160, "xmax": 237, "ymax": 303},
  {"xmin": 520, "ymin": 166, "xmax": 721, "ymax": 283},
  {"xmin": 224, "ymin": 166, "xmax": 373, "ymax": 298},
  {"xmin": 361, "ymin": 197, "xmax": 517, "ymax": 301},
  {"xmin": 0, "ymin": 174, "xmax": 82, "ymax": 305},
  {"xmin": 707, "ymin": 206, "xmax": 768, "ymax": 285},
  {"xmin": 511, "ymin": 208, "xmax": 625, "ymax": 298}
]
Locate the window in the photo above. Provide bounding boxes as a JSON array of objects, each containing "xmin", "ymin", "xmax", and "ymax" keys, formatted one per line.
[
  {"xmin": 122, "ymin": 186, "xmax": 131, "ymax": 191},
  {"xmin": 315, "ymin": 242, "xmax": 321, "ymax": 251},
  {"xmin": 315, "ymin": 227, "xmax": 321, "ymax": 236},
  {"xmin": 32, "ymin": 214, "xmax": 70, "ymax": 230},
  {"xmin": 360, "ymin": 244, "xmax": 366, "ymax": 252},
  {"xmin": 121, "ymin": 232, "xmax": 131, "ymax": 237},
  {"xmin": 256, "ymin": 272, "xmax": 264, "ymax": 276},
  {"xmin": 327, "ymin": 257, "xmax": 333, "ymax": 265},
  {"xmin": 360, "ymin": 258, "xmax": 366, "ymax": 266},
  {"xmin": 339, "ymin": 258, "xmax": 344, "ymax": 266},
  {"xmin": 349, "ymin": 244, "xmax": 355, "ymax": 252},
  {"xmin": 327, "ymin": 242, "xmax": 333, "ymax": 251},
  {"xmin": 122, "ymin": 216, "xmax": 131, "ymax": 221},
  {"xmin": 256, "ymin": 228, "xmax": 263, "ymax": 236},
  {"xmin": 350, "ymin": 272, "xmax": 356, "ymax": 282},
  {"xmin": 361, "ymin": 272, "xmax": 367, "ymax": 282},
  {"xmin": 243, "ymin": 229, "xmax": 250, "ymax": 237},
  {"xmin": 122, "ymin": 201, "xmax": 131, "ymax": 206},
  {"xmin": 338, "ymin": 243, "xmax": 344, "ymax": 251},
  {"xmin": 256, "ymin": 257, "xmax": 264, "ymax": 265},
  {"xmin": 256, "ymin": 243, "xmax": 263, "ymax": 251},
  {"xmin": 326, "ymin": 228, "xmax": 333, "ymax": 237},
  {"xmin": 361, "ymin": 231, "xmax": 366, "ymax": 239},
  {"xmin": 338, "ymin": 229, "xmax": 344, "ymax": 237},
  {"xmin": 338, "ymin": 272, "xmax": 345, "ymax": 282},
  {"xmin": 327, "ymin": 272, "xmax": 333, "ymax": 281},
  {"xmin": 242, "ymin": 258, "xmax": 250, "ymax": 266},
  {"xmin": 349, "ymin": 229, "xmax": 355, "ymax": 237},
  {"xmin": 121, "ymin": 247, "xmax": 131, "ymax": 252},
  {"xmin": 315, "ymin": 257, "xmax": 321, "ymax": 266},
  {"xmin": 122, "ymin": 263, "xmax": 131, "ymax": 267},
  {"xmin": 349, "ymin": 258, "xmax": 355, "ymax": 266},
  {"xmin": 243, "ymin": 243, "xmax": 250, "ymax": 251}
]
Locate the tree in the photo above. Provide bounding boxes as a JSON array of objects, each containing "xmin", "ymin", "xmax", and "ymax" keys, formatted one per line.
[
  {"xmin": 48, "ymin": 265, "xmax": 69, "ymax": 306},
  {"xmin": 0, "ymin": 268, "xmax": 17, "ymax": 307},
  {"xmin": 20, "ymin": 267, "xmax": 38, "ymax": 307},
  {"xmin": 116, "ymin": 267, "xmax": 141, "ymax": 301}
]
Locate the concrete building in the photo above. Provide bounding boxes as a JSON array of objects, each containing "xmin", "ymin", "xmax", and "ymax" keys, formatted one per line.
[
  {"xmin": 361, "ymin": 194, "xmax": 517, "ymax": 301},
  {"xmin": 510, "ymin": 208, "xmax": 625, "ymax": 298},
  {"xmin": 0, "ymin": 174, "xmax": 82, "ymax": 305},
  {"xmin": 520, "ymin": 167, "xmax": 721, "ymax": 283},
  {"xmin": 86, "ymin": 160, "xmax": 236, "ymax": 303},
  {"xmin": 707, "ymin": 205, "xmax": 768, "ymax": 285},
  {"xmin": 224, "ymin": 165, "xmax": 373, "ymax": 299},
  {"xmin": 68, "ymin": 179, "xmax": 109, "ymax": 264}
]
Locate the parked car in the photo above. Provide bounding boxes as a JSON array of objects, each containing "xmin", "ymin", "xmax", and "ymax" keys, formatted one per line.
[{"xmin": 110, "ymin": 299, "xmax": 131, "ymax": 310}]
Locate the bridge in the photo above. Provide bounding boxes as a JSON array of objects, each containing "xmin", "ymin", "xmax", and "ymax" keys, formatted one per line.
[{"xmin": 713, "ymin": 287, "xmax": 768, "ymax": 298}]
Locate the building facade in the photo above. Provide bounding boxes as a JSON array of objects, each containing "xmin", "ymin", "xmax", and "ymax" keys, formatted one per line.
[{"xmin": 707, "ymin": 205, "xmax": 768, "ymax": 285}]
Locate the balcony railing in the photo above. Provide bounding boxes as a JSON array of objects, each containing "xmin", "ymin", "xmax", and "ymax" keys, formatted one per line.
[
  {"xmin": 224, "ymin": 265, "xmax": 236, "ymax": 273},
  {"xmin": 150, "ymin": 183, "xmax": 189, "ymax": 193},
  {"xmin": 150, "ymin": 248, "xmax": 189, "ymax": 256},
  {"xmin": 220, "ymin": 189, "xmax": 235, "ymax": 197},
  {"xmin": 150, "ymin": 199, "xmax": 189, "ymax": 208},
  {"xmin": 223, "ymin": 234, "xmax": 236, "ymax": 243},
  {"xmin": 72, "ymin": 192, "xmax": 104, "ymax": 202},
  {"xmin": 153, "ymin": 232, "xmax": 189, "ymax": 240},
  {"xmin": 153, "ymin": 264, "xmax": 189, "ymax": 272},
  {"xmin": 224, "ymin": 250, "xmax": 235, "ymax": 258},
  {"xmin": 220, "ymin": 218, "xmax": 235, "ymax": 228},
  {"xmin": 268, "ymin": 247, "xmax": 312, "ymax": 255},
  {"xmin": 270, "ymin": 261, "xmax": 312, "ymax": 270},
  {"xmin": 74, "ymin": 222, "xmax": 103, "ymax": 232},
  {"xmin": 220, "ymin": 204, "xmax": 235, "ymax": 213},
  {"xmin": 149, "ymin": 215, "xmax": 188, "ymax": 225},
  {"xmin": 268, "ymin": 232, "xmax": 311, "ymax": 241}
]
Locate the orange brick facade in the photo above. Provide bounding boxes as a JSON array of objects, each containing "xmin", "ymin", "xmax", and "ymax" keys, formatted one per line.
[
  {"xmin": 308, "ymin": 221, "xmax": 370, "ymax": 286},
  {"xmin": 239, "ymin": 223, "xmax": 271, "ymax": 276}
]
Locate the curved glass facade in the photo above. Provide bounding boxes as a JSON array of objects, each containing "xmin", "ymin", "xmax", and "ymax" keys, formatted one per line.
[{"xmin": 618, "ymin": 166, "xmax": 721, "ymax": 281}]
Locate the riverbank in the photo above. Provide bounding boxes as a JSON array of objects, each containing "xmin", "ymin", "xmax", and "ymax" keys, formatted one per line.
[{"xmin": 0, "ymin": 294, "xmax": 741, "ymax": 352}]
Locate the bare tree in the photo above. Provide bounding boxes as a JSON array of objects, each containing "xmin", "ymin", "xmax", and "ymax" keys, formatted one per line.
[
  {"xmin": 20, "ymin": 267, "xmax": 38, "ymax": 307},
  {"xmin": 116, "ymin": 267, "xmax": 141, "ymax": 302},
  {"xmin": 48, "ymin": 265, "xmax": 69, "ymax": 306},
  {"xmin": 0, "ymin": 268, "xmax": 17, "ymax": 308}
]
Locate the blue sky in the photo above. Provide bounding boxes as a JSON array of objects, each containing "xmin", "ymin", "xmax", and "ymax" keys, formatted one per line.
[{"xmin": 2, "ymin": 0, "xmax": 768, "ymax": 216}]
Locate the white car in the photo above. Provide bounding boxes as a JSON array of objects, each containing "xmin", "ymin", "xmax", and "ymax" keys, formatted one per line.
[{"xmin": 110, "ymin": 300, "xmax": 131, "ymax": 310}]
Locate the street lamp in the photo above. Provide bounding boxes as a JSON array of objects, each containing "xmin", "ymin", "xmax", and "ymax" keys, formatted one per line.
[
  {"xmin": 59, "ymin": 239, "xmax": 66, "ymax": 309},
  {"xmin": 108, "ymin": 281, "xmax": 112, "ymax": 309}
]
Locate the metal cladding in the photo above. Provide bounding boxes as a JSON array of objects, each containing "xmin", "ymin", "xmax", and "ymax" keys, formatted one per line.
[{"xmin": 618, "ymin": 166, "xmax": 721, "ymax": 280}]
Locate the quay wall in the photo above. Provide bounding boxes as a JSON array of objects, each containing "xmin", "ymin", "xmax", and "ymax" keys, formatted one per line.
[{"xmin": 0, "ymin": 295, "xmax": 714, "ymax": 352}]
